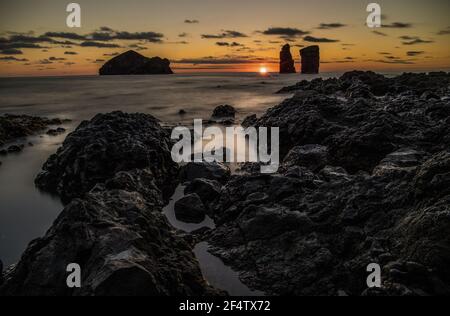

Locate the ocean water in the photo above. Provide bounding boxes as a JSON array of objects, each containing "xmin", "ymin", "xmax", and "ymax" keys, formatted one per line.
[
  {"xmin": 0, "ymin": 72, "xmax": 329, "ymax": 293},
  {"xmin": 0, "ymin": 73, "xmax": 319, "ymax": 124}
]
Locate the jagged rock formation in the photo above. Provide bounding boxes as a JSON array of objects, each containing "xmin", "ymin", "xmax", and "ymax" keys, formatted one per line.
[
  {"xmin": 99, "ymin": 50, "xmax": 173, "ymax": 75},
  {"xmin": 35, "ymin": 112, "xmax": 178, "ymax": 203},
  {"xmin": 300, "ymin": 45, "xmax": 320, "ymax": 74},
  {"xmin": 1, "ymin": 111, "xmax": 219, "ymax": 296},
  {"xmin": 280, "ymin": 44, "xmax": 296, "ymax": 74},
  {"xmin": 198, "ymin": 71, "xmax": 450, "ymax": 296}
]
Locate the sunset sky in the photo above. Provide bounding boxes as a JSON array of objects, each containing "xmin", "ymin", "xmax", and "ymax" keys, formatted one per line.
[{"xmin": 0, "ymin": 0, "xmax": 449, "ymax": 76}]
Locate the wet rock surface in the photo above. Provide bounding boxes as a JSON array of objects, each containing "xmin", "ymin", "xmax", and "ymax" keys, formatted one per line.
[
  {"xmin": 181, "ymin": 162, "xmax": 231, "ymax": 184},
  {"xmin": 35, "ymin": 111, "xmax": 178, "ymax": 203},
  {"xmin": 0, "ymin": 114, "xmax": 68, "ymax": 147},
  {"xmin": 210, "ymin": 105, "xmax": 237, "ymax": 124},
  {"xmin": 204, "ymin": 71, "xmax": 450, "ymax": 296},
  {"xmin": 99, "ymin": 50, "xmax": 173, "ymax": 75},
  {"xmin": 175, "ymin": 193, "xmax": 207, "ymax": 224},
  {"xmin": 0, "ymin": 111, "xmax": 220, "ymax": 296},
  {"xmin": 0, "ymin": 185, "xmax": 217, "ymax": 296}
]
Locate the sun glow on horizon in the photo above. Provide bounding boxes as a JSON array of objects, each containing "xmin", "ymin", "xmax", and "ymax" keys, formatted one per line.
[{"xmin": 259, "ymin": 66, "xmax": 268, "ymax": 75}]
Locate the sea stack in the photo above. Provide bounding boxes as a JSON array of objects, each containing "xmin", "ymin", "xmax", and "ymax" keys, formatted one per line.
[
  {"xmin": 279, "ymin": 44, "xmax": 296, "ymax": 74},
  {"xmin": 300, "ymin": 46, "xmax": 320, "ymax": 74},
  {"xmin": 99, "ymin": 50, "xmax": 173, "ymax": 75}
]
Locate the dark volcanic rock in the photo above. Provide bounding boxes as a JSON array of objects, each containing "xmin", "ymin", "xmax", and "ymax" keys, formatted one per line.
[
  {"xmin": 211, "ymin": 105, "xmax": 236, "ymax": 123},
  {"xmin": 1, "ymin": 112, "xmax": 221, "ymax": 296},
  {"xmin": 0, "ymin": 260, "xmax": 3, "ymax": 285},
  {"xmin": 174, "ymin": 193, "xmax": 207, "ymax": 224},
  {"xmin": 282, "ymin": 145, "xmax": 328, "ymax": 172},
  {"xmin": 99, "ymin": 50, "xmax": 173, "ymax": 75},
  {"xmin": 204, "ymin": 71, "xmax": 450, "ymax": 296},
  {"xmin": 46, "ymin": 127, "xmax": 66, "ymax": 136},
  {"xmin": 185, "ymin": 178, "xmax": 222, "ymax": 204},
  {"xmin": 242, "ymin": 114, "xmax": 257, "ymax": 127},
  {"xmin": 0, "ymin": 114, "xmax": 68, "ymax": 147},
  {"xmin": 35, "ymin": 111, "xmax": 178, "ymax": 203},
  {"xmin": 7, "ymin": 145, "xmax": 24, "ymax": 153},
  {"xmin": 300, "ymin": 46, "xmax": 320, "ymax": 74},
  {"xmin": 279, "ymin": 44, "xmax": 296, "ymax": 74},
  {"xmin": 181, "ymin": 162, "xmax": 231, "ymax": 183},
  {"xmin": 0, "ymin": 186, "xmax": 217, "ymax": 296}
]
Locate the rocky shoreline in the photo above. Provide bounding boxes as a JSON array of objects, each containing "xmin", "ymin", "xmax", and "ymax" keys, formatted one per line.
[
  {"xmin": 0, "ymin": 114, "xmax": 69, "ymax": 165},
  {"xmin": 1, "ymin": 71, "xmax": 449, "ymax": 296}
]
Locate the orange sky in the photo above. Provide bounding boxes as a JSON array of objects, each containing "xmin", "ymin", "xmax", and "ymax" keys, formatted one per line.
[{"xmin": 1, "ymin": 0, "xmax": 449, "ymax": 76}]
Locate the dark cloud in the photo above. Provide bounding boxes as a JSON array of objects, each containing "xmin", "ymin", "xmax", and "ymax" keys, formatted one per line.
[
  {"xmin": 80, "ymin": 41, "xmax": 121, "ymax": 48},
  {"xmin": 202, "ymin": 30, "xmax": 248, "ymax": 39},
  {"xmin": 0, "ymin": 42, "xmax": 46, "ymax": 49},
  {"xmin": 45, "ymin": 29, "xmax": 164, "ymax": 43},
  {"xmin": 215, "ymin": 42, "xmax": 243, "ymax": 47},
  {"xmin": 38, "ymin": 59, "xmax": 53, "ymax": 64},
  {"xmin": 178, "ymin": 33, "xmax": 189, "ymax": 38},
  {"xmin": 175, "ymin": 56, "xmax": 266, "ymax": 65},
  {"xmin": 0, "ymin": 56, "xmax": 28, "ymax": 62},
  {"xmin": 185, "ymin": 20, "xmax": 199, "ymax": 24},
  {"xmin": 44, "ymin": 32, "xmax": 86, "ymax": 40},
  {"xmin": 113, "ymin": 32, "xmax": 164, "ymax": 42},
  {"xmin": 260, "ymin": 27, "xmax": 309, "ymax": 38},
  {"xmin": 318, "ymin": 23, "xmax": 347, "ymax": 30},
  {"xmin": 321, "ymin": 59, "xmax": 355, "ymax": 64},
  {"xmin": 369, "ymin": 58, "xmax": 415, "ymax": 65},
  {"xmin": 400, "ymin": 36, "xmax": 434, "ymax": 45},
  {"xmin": 372, "ymin": 31, "xmax": 388, "ymax": 37},
  {"xmin": 128, "ymin": 44, "xmax": 147, "ymax": 51},
  {"xmin": 383, "ymin": 22, "xmax": 413, "ymax": 28},
  {"xmin": 407, "ymin": 51, "xmax": 425, "ymax": 56},
  {"xmin": 64, "ymin": 51, "xmax": 78, "ymax": 55},
  {"xmin": 304, "ymin": 36, "xmax": 339, "ymax": 43},
  {"xmin": 0, "ymin": 48, "xmax": 23, "ymax": 55},
  {"xmin": 103, "ymin": 52, "xmax": 119, "ymax": 57},
  {"xmin": 7, "ymin": 35, "xmax": 53, "ymax": 43},
  {"xmin": 49, "ymin": 57, "xmax": 66, "ymax": 61}
]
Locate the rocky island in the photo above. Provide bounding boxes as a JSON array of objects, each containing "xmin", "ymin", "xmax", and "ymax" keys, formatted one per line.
[{"xmin": 99, "ymin": 50, "xmax": 173, "ymax": 76}]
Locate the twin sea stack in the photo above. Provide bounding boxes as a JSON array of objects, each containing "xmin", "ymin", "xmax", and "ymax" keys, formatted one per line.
[
  {"xmin": 99, "ymin": 50, "xmax": 173, "ymax": 75},
  {"xmin": 279, "ymin": 45, "xmax": 320, "ymax": 74}
]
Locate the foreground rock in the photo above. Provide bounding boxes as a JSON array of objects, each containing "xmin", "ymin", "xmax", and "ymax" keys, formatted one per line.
[
  {"xmin": 1, "ymin": 112, "xmax": 219, "ymax": 296},
  {"xmin": 99, "ymin": 50, "xmax": 173, "ymax": 75},
  {"xmin": 181, "ymin": 162, "xmax": 231, "ymax": 183},
  {"xmin": 35, "ymin": 111, "xmax": 178, "ymax": 203},
  {"xmin": 210, "ymin": 105, "xmax": 236, "ymax": 124},
  {"xmin": 204, "ymin": 71, "xmax": 450, "ymax": 296},
  {"xmin": 174, "ymin": 194, "xmax": 207, "ymax": 224},
  {"xmin": 279, "ymin": 44, "xmax": 296, "ymax": 74},
  {"xmin": 1, "ymin": 179, "xmax": 217, "ymax": 296},
  {"xmin": 0, "ymin": 114, "xmax": 68, "ymax": 147},
  {"xmin": 300, "ymin": 46, "xmax": 320, "ymax": 74}
]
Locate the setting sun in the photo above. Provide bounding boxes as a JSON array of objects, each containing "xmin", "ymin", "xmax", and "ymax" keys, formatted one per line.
[{"xmin": 259, "ymin": 67, "xmax": 268, "ymax": 75}]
